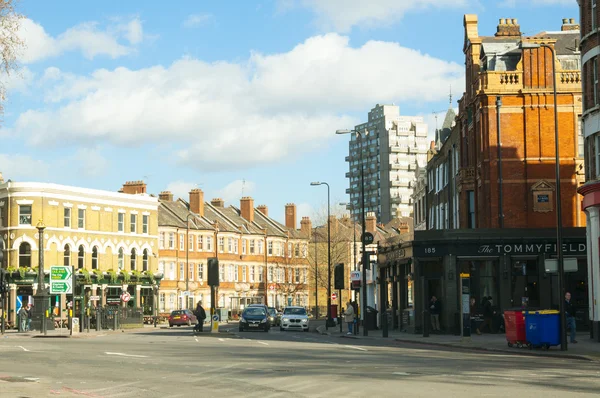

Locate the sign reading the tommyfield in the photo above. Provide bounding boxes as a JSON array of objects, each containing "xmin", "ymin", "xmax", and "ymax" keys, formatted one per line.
[{"xmin": 415, "ymin": 242, "xmax": 587, "ymax": 257}]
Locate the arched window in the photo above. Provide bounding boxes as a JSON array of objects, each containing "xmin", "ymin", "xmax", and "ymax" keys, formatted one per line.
[
  {"xmin": 142, "ymin": 249, "xmax": 148, "ymax": 272},
  {"xmin": 91, "ymin": 246, "xmax": 98, "ymax": 270},
  {"xmin": 118, "ymin": 248, "xmax": 124, "ymax": 270},
  {"xmin": 63, "ymin": 245, "xmax": 71, "ymax": 266},
  {"xmin": 18, "ymin": 242, "xmax": 31, "ymax": 268},
  {"xmin": 78, "ymin": 245, "xmax": 85, "ymax": 269},
  {"xmin": 130, "ymin": 249, "xmax": 136, "ymax": 271}
]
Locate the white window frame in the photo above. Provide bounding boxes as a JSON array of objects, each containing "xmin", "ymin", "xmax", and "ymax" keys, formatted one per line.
[
  {"xmin": 169, "ymin": 233, "xmax": 175, "ymax": 249},
  {"xmin": 159, "ymin": 232, "xmax": 165, "ymax": 249},
  {"xmin": 189, "ymin": 263, "xmax": 194, "ymax": 281},
  {"xmin": 250, "ymin": 265, "xmax": 255, "ymax": 282},
  {"xmin": 179, "ymin": 262, "xmax": 185, "ymax": 281},
  {"xmin": 198, "ymin": 235, "xmax": 203, "ymax": 251},
  {"xmin": 18, "ymin": 204, "xmax": 32, "ymax": 226},
  {"xmin": 130, "ymin": 214, "xmax": 137, "ymax": 234},
  {"xmin": 242, "ymin": 239, "xmax": 246, "ymax": 255},
  {"xmin": 206, "ymin": 236, "xmax": 213, "ymax": 251},
  {"xmin": 179, "ymin": 234, "xmax": 185, "ymax": 251},
  {"xmin": 234, "ymin": 239, "xmax": 239, "ymax": 254},
  {"xmin": 219, "ymin": 237, "xmax": 225, "ymax": 253},
  {"xmin": 64, "ymin": 207, "xmax": 71, "ymax": 228},
  {"xmin": 234, "ymin": 265, "xmax": 239, "ymax": 281},
  {"xmin": 228, "ymin": 238, "xmax": 233, "ymax": 253},
  {"xmin": 142, "ymin": 215, "xmax": 149, "ymax": 234},
  {"xmin": 198, "ymin": 263, "xmax": 204, "ymax": 281},
  {"xmin": 78, "ymin": 208, "xmax": 86, "ymax": 229},
  {"xmin": 189, "ymin": 234, "xmax": 194, "ymax": 251},
  {"xmin": 169, "ymin": 262, "xmax": 175, "ymax": 280},
  {"xmin": 250, "ymin": 240, "xmax": 255, "ymax": 254},
  {"xmin": 258, "ymin": 266, "xmax": 263, "ymax": 282}
]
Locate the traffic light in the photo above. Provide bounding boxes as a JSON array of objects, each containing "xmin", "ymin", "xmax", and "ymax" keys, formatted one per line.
[
  {"xmin": 0, "ymin": 269, "xmax": 6, "ymax": 294},
  {"xmin": 334, "ymin": 263, "xmax": 344, "ymax": 290},
  {"xmin": 207, "ymin": 257, "xmax": 219, "ymax": 286}
]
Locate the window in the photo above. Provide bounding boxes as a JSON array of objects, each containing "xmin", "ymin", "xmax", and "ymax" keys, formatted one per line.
[
  {"xmin": 228, "ymin": 238, "xmax": 233, "ymax": 253},
  {"xmin": 268, "ymin": 267, "xmax": 273, "ymax": 282},
  {"xmin": 118, "ymin": 213, "xmax": 125, "ymax": 232},
  {"xmin": 206, "ymin": 236, "xmax": 213, "ymax": 251},
  {"xmin": 159, "ymin": 261, "xmax": 164, "ymax": 275},
  {"xmin": 159, "ymin": 233, "xmax": 165, "ymax": 249},
  {"xmin": 160, "ymin": 293, "xmax": 165, "ymax": 312},
  {"xmin": 234, "ymin": 265, "xmax": 239, "ymax": 281},
  {"xmin": 242, "ymin": 239, "xmax": 246, "ymax": 255},
  {"xmin": 303, "ymin": 269, "xmax": 307, "ymax": 284},
  {"xmin": 295, "ymin": 268, "xmax": 300, "ymax": 283},
  {"xmin": 19, "ymin": 205, "xmax": 32, "ymax": 225},
  {"xmin": 250, "ymin": 266, "xmax": 255, "ymax": 282},
  {"xmin": 169, "ymin": 262, "xmax": 175, "ymax": 280},
  {"xmin": 294, "ymin": 244, "xmax": 300, "ymax": 257},
  {"xmin": 142, "ymin": 215, "xmax": 149, "ymax": 234},
  {"xmin": 219, "ymin": 265, "xmax": 225, "ymax": 282},
  {"xmin": 594, "ymin": 57, "xmax": 599, "ymax": 106},
  {"xmin": 118, "ymin": 248, "xmax": 124, "ymax": 270},
  {"xmin": 578, "ymin": 117, "xmax": 584, "ymax": 157},
  {"xmin": 250, "ymin": 240, "xmax": 255, "ymax": 254},
  {"xmin": 179, "ymin": 234, "xmax": 185, "ymax": 251},
  {"xmin": 130, "ymin": 249, "xmax": 136, "ymax": 271},
  {"xmin": 198, "ymin": 235, "xmax": 203, "ymax": 251},
  {"xmin": 302, "ymin": 244, "xmax": 307, "ymax": 258},
  {"xmin": 143, "ymin": 249, "xmax": 149, "ymax": 271},
  {"xmin": 258, "ymin": 240, "xmax": 264, "ymax": 254},
  {"xmin": 198, "ymin": 263, "xmax": 204, "ymax": 281},
  {"xmin": 64, "ymin": 208, "xmax": 71, "ymax": 228},
  {"xmin": 78, "ymin": 208, "xmax": 85, "ymax": 229},
  {"xmin": 242, "ymin": 266, "xmax": 247, "ymax": 282},
  {"xmin": 78, "ymin": 245, "xmax": 85, "ymax": 269},
  {"xmin": 63, "ymin": 245, "xmax": 71, "ymax": 266},
  {"xmin": 268, "ymin": 241, "xmax": 273, "ymax": 255},
  {"xmin": 219, "ymin": 237, "xmax": 225, "ymax": 253},
  {"xmin": 258, "ymin": 266, "xmax": 263, "ymax": 282},
  {"xmin": 130, "ymin": 214, "xmax": 137, "ymax": 233},
  {"xmin": 92, "ymin": 246, "xmax": 98, "ymax": 270},
  {"xmin": 18, "ymin": 242, "xmax": 31, "ymax": 268},
  {"xmin": 288, "ymin": 243, "xmax": 292, "ymax": 258},
  {"xmin": 168, "ymin": 233, "xmax": 175, "ymax": 249},
  {"xmin": 467, "ymin": 191, "xmax": 476, "ymax": 229},
  {"xmin": 189, "ymin": 263, "xmax": 194, "ymax": 281},
  {"xmin": 234, "ymin": 239, "xmax": 238, "ymax": 254},
  {"xmin": 189, "ymin": 235, "xmax": 194, "ymax": 251},
  {"xmin": 179, "ymin": 263, "xmax": 185, "ymax": 281}
]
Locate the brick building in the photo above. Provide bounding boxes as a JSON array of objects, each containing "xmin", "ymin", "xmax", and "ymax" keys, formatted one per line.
[{"xmin": 577, "ymin": 0, "xmax": 600, "ymax": 341}]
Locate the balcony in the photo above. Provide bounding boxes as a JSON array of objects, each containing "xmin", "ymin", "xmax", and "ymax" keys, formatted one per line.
[{"xmin": 477, "ymin": 70, "xmax": 582, "ymax": 94}]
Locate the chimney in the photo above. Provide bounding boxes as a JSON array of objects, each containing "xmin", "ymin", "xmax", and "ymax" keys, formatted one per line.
[
  {"xmin": 300, "ymin": 216, "xmax": 312, "ymax": 239},
  {"xmin": 561, "ymin": 18, "xmax": 579, "ymax": 31},
  {"xmin": 365, "ymin": 212, "xmax": 377, "ymax": 233},
  {"xmin": 240, "ymin": 197, "xmax": 254, "ymax": 222},
  {"xmin": 257, "ymin": 205, "xmax": 268, "ymax": 216},
  {"xmin": 121, "ymin": 180, "xmax": 147, "ymax": 195},
  {"xmin": 159, "ymin": 191, "xmax": 173, "ymax": 201},
  {"xmin": 328, "ymin": 215, "xmax": 339, "ymax": 235},
  {"xmin": 189, "ymin": 189, "xmax": 204, "ymax": 217},
  {"xmin": 495, "ymin": 18, "xmax": 521, "ymax": 37},
  {"xmin": 211, "ymin": 198, "xmax": 224, "ymax": 207},
  {"xmin": 285, "ymin": 203, "xmax": 297, "ymax": 230}
]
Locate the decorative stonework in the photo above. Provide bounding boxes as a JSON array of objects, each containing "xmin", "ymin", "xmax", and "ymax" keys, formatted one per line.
[{"xmin": 531, "ymin": 180, "xmax": 555, "ymax": 213}]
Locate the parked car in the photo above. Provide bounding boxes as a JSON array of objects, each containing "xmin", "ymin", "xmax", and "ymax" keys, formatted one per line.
[
  {"xmin": 168, "ymin": 310, "xmax": 197, "ymax": 327},
  {"xmin": 239, "ymin": 307, "xmax": 270, "ymax": 332},
  {"xmin": 280, "ymin": 306, "xmax": 309, "ymax": 332},
  {"xmin": 268, "ymin": 307, "xmax": 279, "ymax": 326}
]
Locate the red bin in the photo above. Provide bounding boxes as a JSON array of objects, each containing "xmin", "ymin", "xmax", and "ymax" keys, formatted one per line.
[{"xmin": 504, "ymin": 310, "xmax": 526, "ymax": 347}]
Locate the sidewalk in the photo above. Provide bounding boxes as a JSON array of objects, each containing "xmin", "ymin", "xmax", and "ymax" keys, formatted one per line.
[{"xmin": 315, "ymin": 320, "xmax": 600, "ymax": 361}]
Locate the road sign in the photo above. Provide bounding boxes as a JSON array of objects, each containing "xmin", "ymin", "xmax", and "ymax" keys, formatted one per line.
[
  {"xmin": 362, "ymin": 232, "xmax": 374, "ymax": 245},
  {"xmin": 331, "ymin": 292, "xmax": 337, "ymax": 300},
  {"xmin": 89, "ymin": 296, "xmax": 100, "ymax": 301},
  {"xmin": 121, "ymin": 292, "xmax": 131, "ymax": 302},
  {"xmin": 50, "ymin": 266, "xmax": 73, "ymax": 294},
  {"xmin": 269, "ymin": 284, "xmax": 275, "ymax": 290},
  {"xmin": 350, "ymin": 271, "xmax": 361, "ymax": 281}
]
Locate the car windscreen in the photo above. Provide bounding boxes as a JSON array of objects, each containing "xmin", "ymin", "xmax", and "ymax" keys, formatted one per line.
[
  {"xmin": 268, "ymin": 309, "xmax": 277, "ymax": 316},
  {"xmin": 244, "ymin": 308, "xmax": 266, "ymax": 316},
  {"xmin": 171, "ymin": 311, "xmax": 185, "ymax": 315},
  {"xmin": 283, "ymin": 308, "xmax": 306, "ymax": 316}
]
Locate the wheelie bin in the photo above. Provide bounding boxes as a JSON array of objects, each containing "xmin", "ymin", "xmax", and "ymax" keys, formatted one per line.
[
  {"xmin": 524, "ymin": 310, "xmax": 560, "ymax": 350},
  {"xmin": 504, "ymin": 310, "xmax": 526, "ymax": 348}
]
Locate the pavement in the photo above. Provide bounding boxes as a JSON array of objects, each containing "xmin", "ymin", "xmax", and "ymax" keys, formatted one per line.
[
  {"xmin": 1, "ymin": 322, "xmax": 600, "ymax": 397},
  {"xmin": 313, "ymin": 319, "xmax": 600, "ymax": 361}
]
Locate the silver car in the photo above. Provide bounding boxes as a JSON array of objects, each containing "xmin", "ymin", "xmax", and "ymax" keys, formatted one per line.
[{"xmin": 279, "ymin": 306, "xmax": 309, "ymax": 332}]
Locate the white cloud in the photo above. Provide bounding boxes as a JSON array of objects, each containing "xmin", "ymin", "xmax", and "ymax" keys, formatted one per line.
[
  {"xmin": 295, "ymin": 202, "xmax": 314, "ymax": 221},
  {"xmin": 500, "ymin": 0, "xmax": 575, "ymax": 6},
  {"xmin": 280, "ymin": 0, "xmax": 469, "ymax": 32},
  {"xmin": 217, "ymin": 180, "xmax": 256, "ymax": 205},
  {"xmin": 183, "ymin": 13, "xmax": 214, "ymax": 28},
  {"xmin": 70, "ymin": 148, "xmax": 109, "ymax": 177},
  {"xmin": 18, "ymin": 17, "xmax": 144, "ymax": 63},
  {"xmin": 166, "ymin": 181, "xmax": 198, "ymax": 201},
  {"xmin": 12, "ymin": 33, "xmax": 463, "ymax": 170},
  {"xmin": 0, "ymin": 153, "xmax": 48, "ymax": 180}
]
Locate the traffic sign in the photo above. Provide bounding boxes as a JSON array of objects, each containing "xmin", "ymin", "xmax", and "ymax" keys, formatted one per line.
[
  {"xmin": 50, "ymin": 266, "xmax": 73, "ymax": 294},
  {"xmin": 362, "ymin": 232, "xmax": 374, "ymax": 245},
  {"xmin": 121, "ymin": 292, "xmax": 131, "ymax": 302},
  {"xmin": 331, "ymin": 292, "xmax": 337, "ymax": 300},
  {"xmin": 350, "ymin": 271, "xmax": 361, "ymax": 281}
]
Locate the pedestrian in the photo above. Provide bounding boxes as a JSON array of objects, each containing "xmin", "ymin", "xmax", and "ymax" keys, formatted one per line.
[
  {"xmin": 26, "ymin": 305, "xmax": 32, "ymax": 331},
  {"xmin": 193, "ymin": 301, "xmax": 207, "ymax": 333},
  {"xmin": 565, "ymin": 292, "xmax": 578, "ymax": 344},
  {"xmin": 430, "ymin": 296, "xmax": 441, "ymax": 332},
  {"xmin": 470, "ymin": 297, "xmax": 481, "ymax": 335},
  {"xmin": 18, "ymin": 306, "xmax": 28, "ymax": 332},
  {"xmin": 344, "ymin": 301, "xmax": 354, "ymax": 335},
  {"xmin": 480, "ymin": 296, "xmax": 494, "ymax": 333}
]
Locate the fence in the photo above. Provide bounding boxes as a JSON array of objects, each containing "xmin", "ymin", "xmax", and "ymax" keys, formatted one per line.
[{"xmin": 96, "ymin": 306, "xmax": 144, "ymax": 330}]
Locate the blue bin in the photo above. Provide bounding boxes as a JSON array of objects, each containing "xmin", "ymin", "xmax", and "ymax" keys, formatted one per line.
[{"xmin": 524, "ymin": 311, "xmax": 560, "ymax": 348}]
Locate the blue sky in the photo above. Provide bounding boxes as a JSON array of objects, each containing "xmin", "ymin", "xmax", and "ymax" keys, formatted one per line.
[{"xmin": 1, "ymin": 0, "xmax": 578, "ymax": 225}]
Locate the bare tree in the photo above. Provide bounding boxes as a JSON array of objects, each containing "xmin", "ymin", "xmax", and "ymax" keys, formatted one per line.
[{"xmin": 0, "ymin": 0, "xmax": 25, "ymax": 116}]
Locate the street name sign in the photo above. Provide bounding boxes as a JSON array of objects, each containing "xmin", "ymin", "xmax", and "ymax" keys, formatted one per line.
[{"xmin": 50, "ymin": 266, "xmax": 73, "ymax": 294}]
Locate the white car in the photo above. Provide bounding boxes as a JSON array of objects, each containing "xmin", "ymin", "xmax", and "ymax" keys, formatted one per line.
[{"xmin": 279, "ymin": 306, "xmax": 309, "ymax": 332}]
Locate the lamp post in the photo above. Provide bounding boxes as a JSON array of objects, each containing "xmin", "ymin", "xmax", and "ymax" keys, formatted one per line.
[
  {"xmin": 36, "ymin": 220, "xmax": 47, "ymax": 335},
  {"xmin": 314, "ymin": 226, "xmax": 318, "ymax": 319},
  {"xmin": 186, "ymin": 213, "xmax": 193, "ymax": 310},
  {"xmin": 310, "ymin": 181, "xmax": 334, "ymax": 328},
  {"xmin": 519, "ymin": 41, "xmax": 566, "ymax": 351},
  {"xmin": 337, "ymin": 128, "xmax": 369, "ymax": 336},
  {"xmin": 339, "ymin": 202, "xmax": 357, "ymax": 301}
]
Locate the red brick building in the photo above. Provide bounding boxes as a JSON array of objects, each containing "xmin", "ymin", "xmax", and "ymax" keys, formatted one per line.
[{"xmin": 458, "ymin": 15, "xmax": 584, "ymax": 229}]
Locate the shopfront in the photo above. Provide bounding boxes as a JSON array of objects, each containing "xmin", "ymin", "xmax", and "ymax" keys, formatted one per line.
[
  {"xmin": 378, "ymin": 243, "xmax": 415, "ymax": 332},
  {"xmin": 382, "ymin": 228, "xmax": 588, "ymax": 334}
]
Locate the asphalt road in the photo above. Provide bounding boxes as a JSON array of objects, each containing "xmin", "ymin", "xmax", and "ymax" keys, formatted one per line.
[{"xmin": 1, "ymin": 325, "xmax": 599, "ymax": 398}]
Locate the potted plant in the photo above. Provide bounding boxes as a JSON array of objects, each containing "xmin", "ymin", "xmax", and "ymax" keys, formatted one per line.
[
  {"xmin": 6, "ymin": 266, "xmax": 17, "ymax": 276},
  {"xmin": 18, "ymin": 267, "xmax": 26, "ymax": 278},
  {"xmin": 80, "ymin": 268, "xmax": 92, "ymax": 283},
  {"xmin": 121, "ymin": 270, "xmax": 131, "ymax": 283},
  {"xmin": 107, "ymin": 269, "xmax": 119, "ymax": 284},
  {"xmin": 131, "ymin": 269, "xmax": 142, "ymax": 281},
  {"xmin": 92, "ymin": 269, "xmax": 104, "ymax": 281},
  {"xmin": 144, "ymin": 270, "xmax": 155, "ymax": 283}
]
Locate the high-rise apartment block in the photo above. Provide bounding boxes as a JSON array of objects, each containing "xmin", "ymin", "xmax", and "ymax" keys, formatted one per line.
[{"xmin": 345, "ymin": 104, "xmax": 429, "ymax": 223}]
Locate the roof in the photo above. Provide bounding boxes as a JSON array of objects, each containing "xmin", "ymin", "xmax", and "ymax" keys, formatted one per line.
[{"xmin": 435, "ymin": 106, "xmax": 456, "ymax": 146}]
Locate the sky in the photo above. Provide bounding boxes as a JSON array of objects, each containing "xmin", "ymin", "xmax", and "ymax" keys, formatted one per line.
[{"xmin": 0, "ymin": 0, "xmax": 579, "ymax": 225}]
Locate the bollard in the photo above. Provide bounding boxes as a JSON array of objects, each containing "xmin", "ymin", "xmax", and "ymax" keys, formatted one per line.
[
  {"xmin": 154, "ymin": 315, "xmax": 158, "ymax": 328},
  {"xmin": 382, "ymin": 310, "xmax": 388, "ymax": 338},
  {"xmin": 113, "ymin": 313, "xmax": 118, "ymax": 330},
  {"xmin": 96, "ymin": 308, "xmax": 100, "ymax": 331},
  {"xmin": 423, "ymin": 310, "xmax": 430, "ymax": 337}
]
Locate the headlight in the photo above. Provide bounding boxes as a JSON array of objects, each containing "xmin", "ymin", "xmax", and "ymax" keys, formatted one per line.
[
  {"xmin": 261, "ymin": 318, "xmax": 267, "ymax": 323},
  {"xmin": 240, "ymin": 317, "xmax": 246, "ymax": 323},
  {"xmin": 282, "ymin": 317, "xmax": 289, "ymax": 322},
  {"xmin": 301, "ymin": 319, "xmax": 308, "ymax": 323}
]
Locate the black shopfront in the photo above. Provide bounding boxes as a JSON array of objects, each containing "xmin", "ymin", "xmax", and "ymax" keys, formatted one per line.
[{"xmin": 380, "ymin": 228, "xmax": 589, "ymax": 334}]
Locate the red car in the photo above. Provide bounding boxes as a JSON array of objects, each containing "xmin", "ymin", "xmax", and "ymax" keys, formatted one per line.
[{"xmin": 168, "ymin": 310, "xmax": 197, "ymax": 327}]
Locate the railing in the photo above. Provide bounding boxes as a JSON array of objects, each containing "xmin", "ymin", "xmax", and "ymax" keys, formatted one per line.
[
  {"xmin": 478, "ymin": 70, "xmax": 581, "ymax": 92},
  {"xmin": 459, "ymin": 167, "xmax": 475, "ymax": 181},
  {"xmin": 560, "ymin": 71, "xmax": 580, "ymax": 84}
]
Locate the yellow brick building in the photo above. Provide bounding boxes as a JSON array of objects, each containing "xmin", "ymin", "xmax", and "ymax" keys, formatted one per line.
[{"xmin": 0, "ymin": 179, "xmax": 160, "ymax": 326}]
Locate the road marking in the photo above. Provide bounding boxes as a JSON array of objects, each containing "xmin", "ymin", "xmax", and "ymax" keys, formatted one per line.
[
  {"xmin": 24, "ymin": 377, "xmax": 39, "ymax": 381},
  {"xmin": 257, "ymin": 341, "xmax": 269, "ymax": 346},
  {"xmin": 104, "ymin": 352, "xmax": 148, "ymax": 358},
  {"xmin": 344, "ymin": 345, "xmax": 367, "ymax": 351},
  {"xmin": 16, "ymin": 346, "xmax": 30, "ymax": 352},
  {"xmin": 218, "ymin": 338, "xmax": 225, "ymax": 342},
  {"xmin": 96, "ymin": 334, "xmax": 107, "ymax": 337},
  {"xmin": 393, "ymin": 372, "xmax": 410, "ymax": 376},
  {"xmin": 195, "ymin": 338, "xmax": 199, "ymax": 342}
]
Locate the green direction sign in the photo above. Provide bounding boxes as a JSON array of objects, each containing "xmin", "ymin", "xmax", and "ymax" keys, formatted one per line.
[{"xmin": 50, "ymin": 266, "xmax": 73, "ymax": 294}]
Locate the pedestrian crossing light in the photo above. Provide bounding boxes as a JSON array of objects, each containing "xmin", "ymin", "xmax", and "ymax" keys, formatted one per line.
[{"xmin": 334, "ymin": 263, "xmax": 344, "ymax": 290}]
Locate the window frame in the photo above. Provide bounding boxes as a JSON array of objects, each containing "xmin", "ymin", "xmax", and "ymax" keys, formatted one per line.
[
  {"xmin": 19, "ymin": 205, "xmax": 32, "ymax": 226},
  {"xmin": 78, "ymin": 208, "xmax": 86, "ymax": 229},
  {"xmin": 130, "ymin": 214, "xmax": 137, "ymax": 234},
  {"xmin": 77, "ymin": 245, "xmax": 85, "ymax": 269},
  {"xmin": 142, "ymin": 214, "xmax": 149, "ymax": 234},
  {"xmin": 64, "ymin": 207, "xmax": 71, "ymax": 228},
  {"xmin": 118, "ymin": 212, "xmax": 125, "ymax": 233}
]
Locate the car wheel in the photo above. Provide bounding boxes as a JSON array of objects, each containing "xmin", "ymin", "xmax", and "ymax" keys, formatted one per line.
[
  {"xmin": 169, "ymin": 324, "xmax": 173, "ymax": 328},
  {"xmin": 177, "ymin": 324, "xmax": 181, "ymax": 327}
]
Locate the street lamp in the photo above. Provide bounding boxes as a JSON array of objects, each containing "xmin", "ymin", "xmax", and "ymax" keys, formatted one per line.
[
  {"xmin": 519, "ymin": 41, "xmax": 566, "ymax": 351},
  {"xmin": 337, "ymin": 128, "xmax": 369, "ymax": 336},
  {"xmin": 186, "ymin": 213, "xmax": 194, "ymax": 310},
  {"xmin": 36, "ymin": 220, "xmax": 48, "ymax": 335},
  {"xmin": 310, "ymin": 181, "xmax": 334, "ymax": 328}
]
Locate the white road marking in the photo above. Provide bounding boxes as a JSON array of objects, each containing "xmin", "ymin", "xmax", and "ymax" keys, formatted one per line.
[
  {"xmin": 24, "ymin": 377, "xmax": 39, "ymax": 381},
  {"xmin": 393, "ymin": 372, "xmax": 410, "ymax": 376},
  {"xmin": 195, "ymin": 338, "xmax": 199, "ymax": 342},
  {"xmin": 257, "ymin": 341, "xmax": 269, "ymax": 346},
  {"xmin": 218, "ymin": 338, "xmax": 225, "ymax": 342},
  {"xmin": 17, "ymin": 346, "xmax": 30, "ymax": 352},
  {"xmin": 104, "ymin": 352, "xmax": 148, "ymax": 358},
  {"xmin": 96, "ymin": 334, "xmax": 107, "ymax": 337},
  {"xmin": 344, "ymin": 345, "xmax": 367, "ymax": 351}
]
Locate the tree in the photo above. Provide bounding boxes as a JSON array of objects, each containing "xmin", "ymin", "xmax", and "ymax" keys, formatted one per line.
[{"xmin": 0, "ymin": 0, "xmax": 24, "ymax": 116}]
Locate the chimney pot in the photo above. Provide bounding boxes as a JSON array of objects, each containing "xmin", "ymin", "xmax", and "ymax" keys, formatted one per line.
[
  {"xmin": 240, "ymin": 197, "xmax": 255, "ymax": 223},
  {"xmin": 511, "ymin": 18, "xmax": 517, "ymax": 25},
  {"xmin": 562, "ymin": 18, "xmax": 568, "ymax": 24},
  {"xmin": 121, "ymin": 180, "xmax": 147, "ymax": 195},
  {"xmin": 285, "ymin": 203, "xmax": 297, "ymax": 230},
  {"xmin": 257, "ymin": 205, "xmax": 268, "ymax": 216},
  {"xmin": 189, "ymin": 188, "xmax": 204, "ymax": 217},
  {"xmin": 159, "ymin": 191, "xmax": 173, "ymax": 201},
  {"xmin": 211, "ymin": 198, "xmax": 224, "ymax": 207},
  {"xmin": 570, "ymin": 18, "xmax": 575, "ymax": 24}
]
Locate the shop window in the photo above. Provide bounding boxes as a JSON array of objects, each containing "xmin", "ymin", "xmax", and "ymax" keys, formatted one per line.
[
  {"xmin": 511, "ymin": 259, "xmax": 540, "ymax": 308},
  {"xmin": 459, "ymin": 260, "xmax": 498, "ymax": 308},
  {"xmin": 18, "ymin": 242, "xmax": 31, "ymax": 268}
]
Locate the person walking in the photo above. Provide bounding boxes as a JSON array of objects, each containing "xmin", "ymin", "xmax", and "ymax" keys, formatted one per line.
[
  {"xmin": 193, "ymin": 301, "xmax": 207, "ymax": 333},
  {"xmin": 430, "ymin": 296, "xmax": 441, "ymax": 332},
  {"xmin": 18, "ymin": 306, "xmax": 28, "ymax": 332},
  {"xmin": 565, "ymin": 292, "xmax": 578, "ymax": 344},
  {"xmin": 26, "ymin": 305, "xmax": 32, "ymax": 331},
  {"xmin": 344, "ymin": 301, "xmax": 354, "ymax": 335},
  {"xmin": 480, "ymin": 296, "xmax": 494, "ymax": 333}
]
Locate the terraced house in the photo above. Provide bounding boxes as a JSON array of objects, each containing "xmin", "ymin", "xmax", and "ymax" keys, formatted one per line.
[
  {"xmin": 0, "ymin": 178, "xmax": 160, "ymax": 327},
  {"xmin": 157, "ymin": 190, "xmax": 310, "ymax": 316}
]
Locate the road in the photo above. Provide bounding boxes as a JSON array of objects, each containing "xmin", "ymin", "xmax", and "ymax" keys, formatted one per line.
[{"xmin": 1, "ymin": 325, "xmax": 599, "ymax": 397}]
